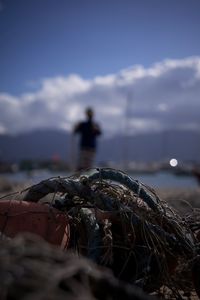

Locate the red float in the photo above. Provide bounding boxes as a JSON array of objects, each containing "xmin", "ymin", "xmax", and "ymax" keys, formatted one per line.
[{"xmin": 0, "ymin": 200, "xmax": 70, "ymax": 250}]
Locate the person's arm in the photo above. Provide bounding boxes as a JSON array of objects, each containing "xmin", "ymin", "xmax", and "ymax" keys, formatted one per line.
[{"xmin": 93, "ymin": 123, "xmax": 102, "ymax": 136}]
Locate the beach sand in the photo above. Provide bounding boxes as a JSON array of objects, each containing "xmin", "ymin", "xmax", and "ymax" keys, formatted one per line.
[{"xmin": 157, "ymin": 187, "xmax": 200, "ymax": 215}]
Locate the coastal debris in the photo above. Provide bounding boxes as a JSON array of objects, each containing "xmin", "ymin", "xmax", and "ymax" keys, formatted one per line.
[{"xmin": 0, "ymin": 167, "xmax": 200, "ymax": 298}]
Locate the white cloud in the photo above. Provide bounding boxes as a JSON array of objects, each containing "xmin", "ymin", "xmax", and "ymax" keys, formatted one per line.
[
  {"xmin": 128, "ymin": 118, "xmax": 162, "ymax": 133},
  {"xmin": 0, "ymin": 56, "xmax": 200, "ymax": 135},
  {"xmin": 0, "ymin": 124, "xmax": 7, "ymax": 134},
  {"xmin": 157, "ymin": 103, "xmax": 168, "ymax": 112}
]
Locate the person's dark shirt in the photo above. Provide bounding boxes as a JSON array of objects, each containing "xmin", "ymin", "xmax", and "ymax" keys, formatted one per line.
[{"xmin": 74, "ymin": 120, "xmax": 101, "ymax": 150}]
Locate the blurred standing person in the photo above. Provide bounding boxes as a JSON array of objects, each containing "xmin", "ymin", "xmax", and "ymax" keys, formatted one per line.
[{"xmin": 73, "ymin": 107, "xmax": 102, "ymax": 170}]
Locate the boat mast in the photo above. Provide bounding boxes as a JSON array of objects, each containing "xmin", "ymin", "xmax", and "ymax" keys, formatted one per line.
[{"xmin": 123, "ymin": 92, "xmax": 132, "ymax": 171}]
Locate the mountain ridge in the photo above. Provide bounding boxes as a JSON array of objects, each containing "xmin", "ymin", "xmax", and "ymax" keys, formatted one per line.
[{"xmin": 0, "ymin": 129, "xmax": 199, "ymax": 163}]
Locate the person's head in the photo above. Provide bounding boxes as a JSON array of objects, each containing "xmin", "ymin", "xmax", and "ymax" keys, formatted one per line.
[{"xmin": 85, "ymin": 107, "xmax": 94, "ymax": 120}]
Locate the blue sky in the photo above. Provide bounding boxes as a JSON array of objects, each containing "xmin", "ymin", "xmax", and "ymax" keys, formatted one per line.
[
  {"xmin": 1, "ymin": 0, "xmax": 200, "ymax": 94},
  {"xmin": 0, "ymin": 0, "xmax": 200, "ymax": 135}
]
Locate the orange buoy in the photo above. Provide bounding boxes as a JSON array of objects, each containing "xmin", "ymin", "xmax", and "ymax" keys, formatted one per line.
[{"xmin": 0, "ymin": 200, "xmax": 70, "ymax": 250}]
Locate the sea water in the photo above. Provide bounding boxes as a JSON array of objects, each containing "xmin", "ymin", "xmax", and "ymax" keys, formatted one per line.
[{"xmin": 2, "ymin": 169, "xmax": 198, "ymax": 188}]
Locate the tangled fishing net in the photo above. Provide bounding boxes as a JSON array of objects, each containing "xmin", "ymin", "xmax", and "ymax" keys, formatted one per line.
[{"xmin": 0, "ymin": 168, "xmax": 200, "ymax": 299}]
